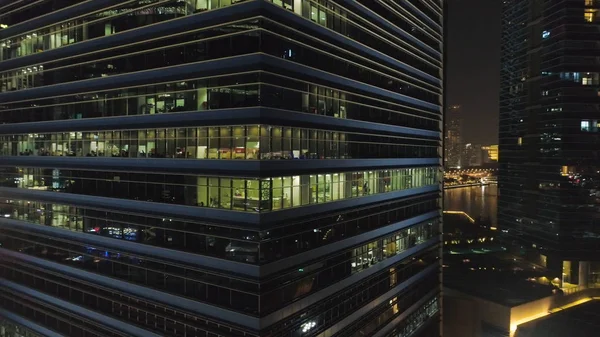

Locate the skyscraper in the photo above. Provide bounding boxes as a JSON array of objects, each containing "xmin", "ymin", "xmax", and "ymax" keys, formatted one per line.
[
  {"xmin": 0, "ymin": 1, "xmax": 443, "ymax": 336},
  {"xmin": 462, "ymin": 143, "xmax": 482, "ymax": 168},
  {"xmin": 444, "ymin": 104, "xmax": 462, "ymax": 168},
  {"xmin": 500, "ymin": 0, "xmax": 600, "ymax": 288}
]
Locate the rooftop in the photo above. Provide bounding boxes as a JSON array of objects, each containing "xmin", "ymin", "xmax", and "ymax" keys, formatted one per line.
[
  {"xmin": 444, "ymin": 253, "xmax": 556, "ymax": 307},
  {"xmin": 515, "ymin": 299, "xmax": 600, "ymax": 337}
]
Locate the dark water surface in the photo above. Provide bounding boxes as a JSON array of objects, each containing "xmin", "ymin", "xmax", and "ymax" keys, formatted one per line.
[{"xmin": 444, "ymin": 184, "xmax": 498, "ymax": 227}]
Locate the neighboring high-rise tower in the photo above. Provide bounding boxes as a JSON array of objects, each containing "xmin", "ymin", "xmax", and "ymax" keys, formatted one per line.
[
  {"xmin": 444, "ymin": 104, "xmax": 462, "ymax": 168},
  {"xmin": 0, "ymin": 1, "xmax": 443, "ymax": 336},
  {"xmin": 500, "ymin": 0, "xmax": 600, "ymax": 288}
]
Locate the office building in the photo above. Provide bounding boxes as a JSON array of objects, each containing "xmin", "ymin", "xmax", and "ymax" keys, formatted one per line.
[
  {"xmin": 500, "ymin": 0, "xmax": 600, "ymax": 289},
  {"xmin": 444, "ymin": 104, "xmax": 462, "ymax": 168},
  {"xmin": 0, "ymin": 1, "xmax": 443, "ymax": 336}
]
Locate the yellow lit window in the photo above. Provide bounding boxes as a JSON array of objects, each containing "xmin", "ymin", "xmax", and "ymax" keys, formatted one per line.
[
  {"xmin": 518, "ymin": 137, "xmax": 523, "ymax": 145},
  {"xmin": 586, "ymin": 0, "xmax": 594, "ymax": 6},
  {"xmin": 585, "ymin": 10, "xmax": 596, "ymax": 22}
]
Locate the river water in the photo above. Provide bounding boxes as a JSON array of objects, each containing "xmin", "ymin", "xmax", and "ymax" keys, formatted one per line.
[{"xmin": 443, "ymin": 184, "xmax": 498, "ymax": 227}]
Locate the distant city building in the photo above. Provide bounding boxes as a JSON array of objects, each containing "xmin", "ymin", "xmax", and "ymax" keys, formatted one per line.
[
  {"xmin": 445, "ymin": 105, "xmax": 463, "ymax": 168},
  {"xmin": 482, "ymin": 144, "xmax": 499, "ymax": 163},
  {"xmin": 463, "ymin": 143, "xmax": 482, "ymax": 167},
  {"xmin": 500, "ymin": 0, "xmax": 600, "ymax": 293}
]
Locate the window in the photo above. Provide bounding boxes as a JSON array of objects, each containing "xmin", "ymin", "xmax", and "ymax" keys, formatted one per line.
[
  {"xmin": 581, "ymin": 120, "xmax": 591, "ymax": 131},
  {"xmin": 542, "ymin": 30, "xmax": 550, "ymax": 39},
  {"xmin": 585, "ymin": 10, "xmax": 596, "ymax": 22}
]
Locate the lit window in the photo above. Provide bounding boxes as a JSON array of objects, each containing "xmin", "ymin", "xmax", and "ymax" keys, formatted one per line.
[
  {"xmin": 301, "ymin": 321, "xmax": 316, "ymax": 333},
  {"xmin": 518, "ymin": 137, "xmax": 523, "ymax": 146},
  {"xmin": 542, "ymin": 30, "xmax": 550, "ymax": 39},
  {"xmin": 542, "ymin": 90, "xmax": 549, "ymax": 96},
  {"xmin": 586, "ymin": 0, "xmax": 594, "ymax": 6},
  {"xmin": 585, "ymin": 10, "xmax": 596, "ymax": 22},
  {"xmin": 581, "ymin": 120, "xmax": 591, "ymax": 131}
]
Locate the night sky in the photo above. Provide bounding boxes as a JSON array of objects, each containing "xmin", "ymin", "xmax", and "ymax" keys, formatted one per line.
[{"xmin": 446, "ymin": 0, "xmax": 502, "ymax": 145}]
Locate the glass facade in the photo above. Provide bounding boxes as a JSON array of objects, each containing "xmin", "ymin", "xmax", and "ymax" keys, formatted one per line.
[
  {"xmin": 500, "ymin": 0, "xmax": 600, "ymax": 287},
  {"xmin": 0, "ymin": 318, "xmax": 45, "ymax": 337},
  {"xmin": 0, "ymin": 1, "xmax": 442, "ymax": 336},
  {"xmin": 0, "ymin": 194, "xmax": 438, "ymax": 264},
  {"xmin": 1, "ymin": 125, "xmax": 438, "ymax": 159},
  {"xmin": 0, "ymin": 72, "xmax": 439, "ymax": 131},
  {"xmin": 0, "ymin": 220, "xmax": 438, "ymax": 316},
  {"xmin": 3, "ymin": 166, "xmax": 437, "ymax": 211}
]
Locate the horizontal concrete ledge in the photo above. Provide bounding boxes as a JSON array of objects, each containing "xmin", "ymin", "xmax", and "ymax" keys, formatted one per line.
[
  {"xmin": 257, "ymin": 158, "xmax": 442, "ymax": 177},
  {"xmin": 0, "ymin": 108, "xmax": 440, "ymax": 139},
  {"xmin": 0, "ymin": 217, "xmax": 260, "ymax": 278},
  {"xmin": 0, "ymin": 108, "xmax": 262, "ymax": 134},
  {"xmin": 258, "ymin": 184, "xmax": 441, "ymax": 226},
  {"xmin": 0, "ymin": 156, "xmax": 261, "ymax": 176},
  {"xmin": 0, "ymin": 278, "xmax": 163, "ymax": 337},
  {"xmin": 0, "ymin": 248, "xmax": 261, "ymax": 330},
  {"xmin": 261, "ymin": 108, "xmax": 441, "ymax": 139},
  {"xmin": 0, "ymin": 307, "xmax": 66, "ymax": 337},
  {"xmin": 0, "ymin": 185, "xmax": 440, "ymax": 228},
  {"xmin": 0, "ymin": 183, "xmax": 440, "ymax": 229},
  {"xmin": 0, "ymin": 156, "xmax": 440, "ymax": 176}
]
